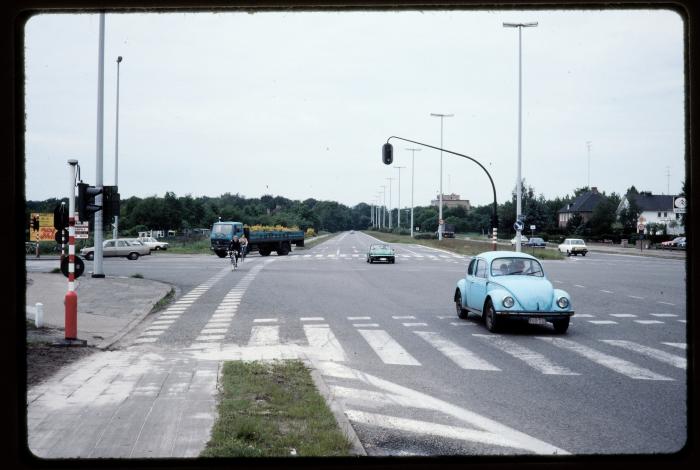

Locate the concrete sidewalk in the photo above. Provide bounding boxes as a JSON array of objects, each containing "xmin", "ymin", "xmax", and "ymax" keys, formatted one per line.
[{"xmin": 25, "ymin": 272, "xmax": 172, "ymax": 349}]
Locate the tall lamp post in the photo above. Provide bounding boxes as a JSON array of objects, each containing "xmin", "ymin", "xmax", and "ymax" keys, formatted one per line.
[
  {"xmin": 406, "ymin": 148, "xmax": 421, "ymax": 238},
  {"xmin": 380, "ymin": 185, "xmax": 387, "ymax": 229},
  {"xmin": 386, "ymin": 177, "xmax": 394, "ymax": 230},
  {"xmin": 394, "ymin": 166, "xmax": 405, "ymax": 230},
  {"xmin": 503, "ymin": 21, "xmax": 537, "ymax": 252},
  {"xmin": 113, "ymin": 55, "xmax": 123, "ymax": 240},
  {"xmin": 430, "ymin": 113, "xmax": 454, "ymax": 240}
]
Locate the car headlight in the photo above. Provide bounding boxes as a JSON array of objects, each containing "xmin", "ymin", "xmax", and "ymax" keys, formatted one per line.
[
  {"xmin": 557, "ymin": 297, "xmax": 570, "ymax": 309},
  {"xmin": 503, "ymin": 296, "xmax": 515, "ymax": 308}
]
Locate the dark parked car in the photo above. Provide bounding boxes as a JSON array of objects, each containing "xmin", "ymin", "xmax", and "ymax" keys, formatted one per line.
[{"xmin": 526, "ymin": 237, "xmax": 546, "ymax": 248}]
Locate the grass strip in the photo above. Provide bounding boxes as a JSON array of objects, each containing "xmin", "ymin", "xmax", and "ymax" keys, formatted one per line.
[
  {"xmin": 363, "ymin": 230, "xmax": 564, "ymax": 260},
  {"xmin": 201, "ymin": 360, "xmax": 354, "ymax": 458}
]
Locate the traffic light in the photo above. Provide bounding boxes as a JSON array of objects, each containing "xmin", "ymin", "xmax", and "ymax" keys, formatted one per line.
[
  {"xmin": 31, "ymin": 216, "xmax": 39, "ymax": 231},
  {"xmin": 382, "ymin": 143, "xmax": 394, "ymax": 165},
  {"xmin": 77, "ymin": 182, "xmax": 102, "ymax": 221},
  {"xmin": 101, "ymin": 186, "xmax": 120, "ymax": 227}
]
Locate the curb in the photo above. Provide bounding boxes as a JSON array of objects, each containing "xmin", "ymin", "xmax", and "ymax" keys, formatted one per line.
[{"xmin": 306, "ymin": 359, "xmax": 367, "ymax": 457}]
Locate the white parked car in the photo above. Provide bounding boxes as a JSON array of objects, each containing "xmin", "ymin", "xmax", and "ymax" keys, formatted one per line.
[
  {"xmin": 510, "ymin": 235, "xmax": 529, "ymax": 246},
  {"xmin": 558, "ymin": 238, "xmax": 588, "ymax": 257},
  {"xmin": 138, "ymin": 236, "xmax": 169, "ymax": 250},
  {"xmin": 80, "ymin": 238, "xmax": 151, "ymax": 260}
]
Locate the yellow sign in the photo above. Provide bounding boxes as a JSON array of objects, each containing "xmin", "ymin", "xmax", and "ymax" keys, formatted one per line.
[{"xmin": 29, "ymin": 213, "xmax": 57, "ymax": 241}]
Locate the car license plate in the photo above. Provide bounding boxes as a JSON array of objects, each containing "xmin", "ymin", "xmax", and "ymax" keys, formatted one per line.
[{"xmin": 528, "ymin": 318, "xmax": 546, "ymax": 325}]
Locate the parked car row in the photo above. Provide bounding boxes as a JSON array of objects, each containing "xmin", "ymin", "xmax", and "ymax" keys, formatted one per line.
[
  {"xmin": 80, "ymin": 237, "xmax": 168, "ymax": 260},
  {"xmin": 659, "ymin": 236, "xmax": 686, "ymax": 249}
]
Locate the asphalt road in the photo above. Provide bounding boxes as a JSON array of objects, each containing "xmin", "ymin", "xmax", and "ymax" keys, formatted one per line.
[{"xmin": 25, "ymin": 233, "xmax": 687, "ymax": 456}]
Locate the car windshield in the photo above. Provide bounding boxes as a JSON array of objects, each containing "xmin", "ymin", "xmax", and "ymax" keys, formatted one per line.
[
  {"xmin": 491, "ymin": 257, "xmax": 544, "ymax": 277},
  {"xmin": 570, "ymin": 239, "xmax": 585, "ymax": 245},
  {"xmin": 213, "ymin": 224, "xmax": 233, "ymax": 235}
]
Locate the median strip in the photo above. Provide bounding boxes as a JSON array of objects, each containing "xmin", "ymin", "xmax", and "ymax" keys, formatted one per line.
[{"xmin": 201, "ymin": 360, "xmax": 355, "ymax": 457}]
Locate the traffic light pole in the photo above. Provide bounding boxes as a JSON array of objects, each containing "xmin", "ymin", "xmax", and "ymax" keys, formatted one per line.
[
  {"xmin": 59, "ymin": 160, "xmax": 86, "ymax": 346},
  {"xmin": 93, "ymin": 12, "xmax": 106, "ymax": 278}
]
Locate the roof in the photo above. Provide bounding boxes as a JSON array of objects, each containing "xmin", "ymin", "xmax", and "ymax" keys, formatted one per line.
[
  {"xmin": 475, "ymin": 251, "xmax": 537, "ymax": 262},
  {"xmin": 628, "ymin": 193, "xmax": 675, "ymax": 211},
  {"xmin": 558, "ymin": 190, "xmax": 605, "ymax": 214}
]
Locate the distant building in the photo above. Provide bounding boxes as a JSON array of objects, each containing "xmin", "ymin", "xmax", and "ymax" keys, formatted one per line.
[
  {"xmin": 430, "ymin": 193, "xmax": 471, "ymax": 210},
  {"xmin": 616, "ymin": 191, "xmax": 684, "ymax": 235},
  {"xmin": 557, "ymin": 187, "xmax": 605, "ymax": 228}
]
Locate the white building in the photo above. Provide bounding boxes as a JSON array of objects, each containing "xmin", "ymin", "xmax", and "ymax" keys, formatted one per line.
[{"xmin": 616, "ymin": 192, "xmax": 684, "ymax": 235}]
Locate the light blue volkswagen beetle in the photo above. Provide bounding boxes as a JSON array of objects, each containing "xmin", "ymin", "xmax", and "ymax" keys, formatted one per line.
[{"xmin": 454, "ymin": 251, "xmax": 574, "ymax": 333}]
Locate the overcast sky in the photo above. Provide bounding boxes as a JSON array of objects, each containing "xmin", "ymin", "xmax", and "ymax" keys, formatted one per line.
[{"xmin": 23, "ymin": 8, "xmax": 685, "ymax": 209}]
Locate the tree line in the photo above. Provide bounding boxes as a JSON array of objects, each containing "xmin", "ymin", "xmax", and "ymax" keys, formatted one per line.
[{"xmin": 25, "ymin": 181, "xmax": 685, "ymax": 242}]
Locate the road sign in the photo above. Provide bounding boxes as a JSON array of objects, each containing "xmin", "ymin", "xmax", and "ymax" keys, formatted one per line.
[
  {"xmin": 60, "ymin": 255, "xmax": 85, "ymax": 279},
  {"xmin": 513, "ymin": 221, "xmax": 524, "ymax": 231},
  {"xmin": 74, "ymin": 222, "xmax": 89, "ymax": 239},
  {"xmin": 530, "ymin": 225, "xmax": 536, "ymax": 230},
  {"xmin": 674, "ymin": 196, "xmax": 687, "ymax": 213}
]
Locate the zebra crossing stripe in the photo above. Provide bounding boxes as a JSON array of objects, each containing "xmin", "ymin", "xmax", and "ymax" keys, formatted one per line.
[
  {"xmin": 536, "ymin": 337, "xmax": 673, "ymax": 381},
  {"xmin": 303, "ymin": 325, "xmax": 346, "ymax": 361},
  {"xmin": 414, "ymin": 331, "xmax": 500, "ymax": 371},
  {"xmin": 358, "ymin": 329, "xmax": 421, "ymax": 365},
  {"xmin": 472, "ymin": 334, "xmax": 578, "ymax": 375},
  {"xmin": 247, "ymin": 326, "xmax": 280, "ymax": 346},
  {"xmin": 600, "ymin": 340, "xmax": 686, "ymax": 369}
]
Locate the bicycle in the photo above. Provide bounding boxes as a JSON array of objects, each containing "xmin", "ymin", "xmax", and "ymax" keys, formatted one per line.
[{"xmin": 228, "ymin": 249, "xmax": 239, "ymax": 270}]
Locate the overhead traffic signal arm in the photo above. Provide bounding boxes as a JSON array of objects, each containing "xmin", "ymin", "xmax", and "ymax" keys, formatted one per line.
[{"xmin": 77, "ymin": 183, "xmax": 103, "ymax": 221}]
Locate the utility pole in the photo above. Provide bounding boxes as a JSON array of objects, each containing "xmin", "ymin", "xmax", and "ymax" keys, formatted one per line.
[
  {"xmin": 386, "ymin": 177, "xmax": 394, "ymax": 229},
  {"xmin": 430, "ymin": 113, "xmax": 454, "ymax": 240},
  {"xmin": 93, "ymin": 12, "xmax": 106, "ymax": 278}
]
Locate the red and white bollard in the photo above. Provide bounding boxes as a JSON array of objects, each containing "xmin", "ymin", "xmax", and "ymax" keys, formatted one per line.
[{"xmin": 492, "ymin": 227, "xmax": 498, "ymax": 251}]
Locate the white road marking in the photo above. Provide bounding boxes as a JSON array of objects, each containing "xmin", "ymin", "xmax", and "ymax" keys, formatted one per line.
[
  {"xmin": 600, "ymin": 340, "xmax": 685, "ymax": 369},
  {"xmin": 353, "ymin": 323, "xmax": 380, "ymax": 328},
  {"xmin": 662, "ymin": 342, "xmax": 686, "ymax": 350},
  {"xmin": 678, "ymin": 320, "xmax": 687, "ymax": 323},
  {"xmin": 473, "ymin": 334, "xmax": 578, "ymax": 375},
  {"xmin": 634, "ymin": 320, "xmax": 664, "ymax": 325},
  {"xmin": 650, "ymin": 314, "xmax": 677, "ymax": 318},
  {"xmin": 403, "ymin": 323, "xmax": 428, "ymax": 327},
  {"xmin": 358, "ymin": 329, "xmax": 421, "ymax": 366},
  {"xmin": 247, "ymin": 326, "xmax": 280, "ymax": 346},
  {"xmin": 300, "ymin": 317, "xmax": 325, "ymax": 321},
  {"xmin": 253, "ymin": 318, "xmax": 278, "ymax": 323},
  {"xmin": 303, "ymin": 325, "xmax": 346, "ymax": 362},
  {"xmin": 392, "ymin": 316, "xmax": 416, "ymax": 320},
  {"xmin": 450, "ymin": 322, "xmax": 476, "ymax": 326},
  {"xmin": 628, "ymin": 295, "xmax": 645, "ymax": 300},
  {"xmin": 317, "ymin": 361, "xmax": 569, "ymax": 455},
  {"xmin": 348, "ymin": 316, "xmax": 371, "ymax": 320},
  {"xmin": 610, "ymin": 314, "xmax": 636, "ymax": 318},
  {"xmin": 574, "ymin": 314, "xmax": 595, "ymax": 318},
  {"xmin": 574, "ymin": 284, "xmax": 586, "ymax": 288},
  {"xmin": 536, "ymin": 337, "xmax": 673, "ymax": 381},
  {"xmin": 657, "ymin": 301, "xmax": 676, "ymax": 306},
  {"xmin": 588, "ymin": 320, "xmax": 618, "ymax": 325},
  {"xmin": 600, "ymin": 290, "xmax": 614, "ymax": 294},
  {"xmin": 415, "ymin": 331, "xmax": 500, "ymax": 371}
]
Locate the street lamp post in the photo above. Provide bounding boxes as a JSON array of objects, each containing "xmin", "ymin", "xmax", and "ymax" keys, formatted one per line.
[
  {"xmin": 113, "ymin": 55, "xmax": 123, "ymax": 240},
  {"xmin": 386, "ymin": 177, "xmax": 394, "ymax": 230},
  {"xmin": 503, "ymin": 21, "xmax": 537, "ymax": 252},
  {"xmin": 384, "ymin": 136, "xmax": 499, "ymax": 250},
  {"xmin": 380, "ymin": 185, "xmax": 387, "ymax": 229},
  {"xmin": 406, "ymin": 148, "xmax": 421, "ymax": 238},
  {"xmin": 430, "ymin": 113, "xmax": 454, "ymax": 241},
  {"xmin": 394, "ymin": 166, "xmax": 405, "ymax": 230}
]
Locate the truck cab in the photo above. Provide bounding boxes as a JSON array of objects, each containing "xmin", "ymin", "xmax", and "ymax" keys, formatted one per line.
[{"xmin": 210, "ymin": 222, "xmax": 244, "ymax": 257}]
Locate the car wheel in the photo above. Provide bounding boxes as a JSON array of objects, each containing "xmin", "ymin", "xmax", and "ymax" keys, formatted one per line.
[
  {"xmin": 154, "ymin": 246, "xmax": 161, "ymax": 251},
  {"xmin": 553, "ymin": 317, "xmax": 570, "ymax": 334},
  {"xmin": 128, "ymin": 252, "xmax": 139, "ymax": 260},
  {"xmin": 455, "ymin": 291, "xmax": 468, "ymax": 320},
  {"xmin": 582, "ymin": 252, "xmax": 586, "ymax": 257},
  {"xmin": 566, "ymin": 250, "xmax": 571, "ymax": 257},
  {"xmin": 85, "ymin": 252, "xmax": 94, "ymax": 261},
  {"xmin": 483, "ymin": 299, "xmax": 499, "ymax": 332}
]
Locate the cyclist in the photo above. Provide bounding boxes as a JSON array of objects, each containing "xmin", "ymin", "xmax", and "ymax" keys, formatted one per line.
[
  {"xmin": 228, "ymin": 235, "xmax": 242, "ymax": 266},
  {"xmin": 239, "ymin": 234, "xmax": 248, "ymax": 262}
]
